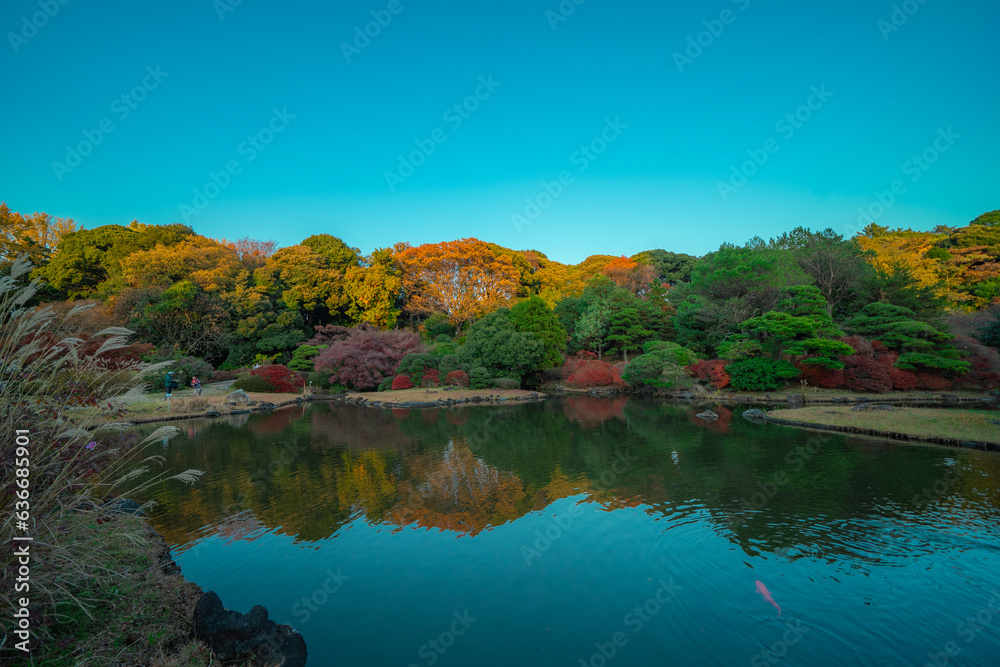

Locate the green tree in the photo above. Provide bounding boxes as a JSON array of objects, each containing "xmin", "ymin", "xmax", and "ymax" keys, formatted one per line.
[
  {"xmin": 460, "ymin": 310, "xmax": 544, "ymax": 381},
  {"xmin": 605, "ymin": 307, "xmax": 653, "ymax": 362},
  {"xmin": 509, "ymin": 295, "xmax": 567, "ymax": 370},
  {"xmin": 301, "ymin": 234, "xmax": 362, "ymax": 273},
  {"xmin": 574, "ymin": 302, "xmax": 612, "ymax": 360}
]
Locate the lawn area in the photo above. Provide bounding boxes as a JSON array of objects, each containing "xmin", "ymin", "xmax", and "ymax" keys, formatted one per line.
[
  {"xmin": 348, "ymin": 387, "xmax": 544, "ymax": 405},
  {"xmin": 768, "ymin": 405, "xmax": 1000, "ymax": 445}
]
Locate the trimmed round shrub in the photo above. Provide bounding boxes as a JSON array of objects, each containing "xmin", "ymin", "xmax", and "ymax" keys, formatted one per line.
[
  {"xmin": 377, "ymin": 377, "xmax": 394, "ymax": 392},
  {"xmin": 643, "ymin": 341, "xmax": 699, "ymax": 366},
  {"xmin": 248, "ymin": 364, "xmax": 305, "ymax": 393},
  {"xmin": 469, "ymin": 367, "xmax": 492, "ymax": 390},
  {"xmin": 445, "ymin": 370, "xmax": 470, "ymax": 387},
  {"xmin": 566, "ymin": 360, "xmax": 623, "ymax": 388},
  {"xmin": 622, "ymin": 354, "xmax": 666, "ymax": 388},
  {"xmin": 726, "ymin": 358, "xmax": 800, "ymax": 392},
  {"xmin": 392, "ymin": 375, "xmax": 414, "ymax": 390},
  {"xmin": 232, "ymin": 374, "xmax": 275, "ymax": 393},
  {"xmin": 494, "ymin": 378, "xmax": 520, "ymax": 390}
]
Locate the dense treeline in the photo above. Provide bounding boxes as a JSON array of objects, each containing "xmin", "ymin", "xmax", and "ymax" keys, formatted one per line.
[{"xmin": 4, "ymin": 202, "xmax": 999, "ymax": 393}]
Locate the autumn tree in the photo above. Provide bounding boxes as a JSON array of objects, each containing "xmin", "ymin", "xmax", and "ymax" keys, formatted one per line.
[
  {"xmin": 0, "ymin": 202, "xmax": 77, "ymax": 269},
  {"xmin": 219, "ymin": 236, "xmax": 277, "ymax": 271},
  {"xmin": 602, "ymin": 256, "xmax": 657, "ymax": 296},
  {"xmin": 119, "ymin": 236, "xmax": 245, "ymax": 292},
  {"xmin": 344, "ymin": 248, "xmax": 403, "ymax": 328},
  {"xmin": 396, "ymin": 238, "xmax": 520, "ymax": 331}
]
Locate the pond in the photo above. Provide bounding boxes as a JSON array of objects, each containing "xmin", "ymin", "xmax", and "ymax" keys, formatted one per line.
[{"xmin": 139, "ymin": 397, "xmax": 1000, "ymax": 666}]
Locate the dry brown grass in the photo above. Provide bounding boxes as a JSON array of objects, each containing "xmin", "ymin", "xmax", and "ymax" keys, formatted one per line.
[{"xmin": 769, "ymin": 405, "xmax": 1000, "ymax": 444}]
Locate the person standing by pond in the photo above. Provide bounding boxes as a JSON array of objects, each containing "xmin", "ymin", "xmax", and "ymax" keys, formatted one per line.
[
  {"xmin": 165, "ymin": 371, "xmax": 178, "ymax": 399},
  {"xmin": 191, "ymin": 375, "xmax": 202, "ymax": 396}
]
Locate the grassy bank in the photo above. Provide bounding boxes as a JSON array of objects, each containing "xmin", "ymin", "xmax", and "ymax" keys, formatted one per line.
[
  {"xmin": 36, "ymin": 514, "xmax": 210, "ymax": 666},
  {"xmin": 768, "ymin": 405, "xmax": 1000, "ymax": 445}
]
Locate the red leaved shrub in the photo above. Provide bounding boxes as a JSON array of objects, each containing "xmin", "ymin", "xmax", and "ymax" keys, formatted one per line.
[
  {"xmin": 560, "ymin": 350, "xmax": 601, "ymax": 380},
  {"xmin": 445, "ymin": 370, "xmax": 470, "ymax": 387},
  {"xmin": 251, "ymin": 364, "xmax": 305, "ymax": 393},
  {"xmin": 887, "ymin": 366, "xmax": 919, "ymax": 391},
  {"xmin": 842, "ymin": 336, "xmax": 872, "ymax": 356},
  {"xmin": 315, "ymin": 327, "xmax": 425, "ymax": 390},
  {"xmin": 392, "ymin": 375, "xmax": 413, "ymax": 390},
  {"xmin": 915, "ymin": 372, "xmax": 953, "ymax": 391},
  {"xmin": 421, "ymin": 368, "xmax": 441, "ymax": 387},
  {"xmin": 952, "ymin": 336, "xmax": 1000, "ymax": 390},
  {"xmin": 688, "ymin": 360, "xmax": 730, "ymax": 389},
  {"xmin": 566, "ymin": 360, "xmax": 624, "ymax": 388},
  {"xmin": 797, "ymin": 362, "xmax": 844, "ymax": 389},
  {"xmin": 843, "ymin": 355, "xmax": 891, "ymax": 393}
]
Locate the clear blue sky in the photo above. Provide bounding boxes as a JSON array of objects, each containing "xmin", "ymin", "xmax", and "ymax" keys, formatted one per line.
[{"xmin": 2, "ymin": 0, "xmax": 997, "ymax": 263}]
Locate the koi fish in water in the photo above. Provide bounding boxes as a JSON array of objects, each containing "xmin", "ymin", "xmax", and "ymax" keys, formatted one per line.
[{"xmin": 755, "ymin": 580, "xmax": 781, "ymax": 617}]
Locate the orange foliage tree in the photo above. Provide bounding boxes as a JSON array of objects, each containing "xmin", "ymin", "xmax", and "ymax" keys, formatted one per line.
[
  {"xmin": 395, "ymin": 238, "xmax": 520, "ymax": 330},
  {"xmin": 218, "ymin": 236, "xmax": 277, "ymax": 271},
  {"xmin": 602, "ymin": 255, "xmax": 657, "ymax": 296}
]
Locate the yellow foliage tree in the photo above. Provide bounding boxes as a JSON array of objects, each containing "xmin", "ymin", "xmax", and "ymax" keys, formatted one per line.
[
  {"xmin": 119, "ymin": 236, "xmax": 246, "ymax": 292},
  {"xmin": 0, "ymin": 202, "xmax": 77, "ymax": 267},
  {"xmin": 857, "ymin": 224, "xmax": 945, "ymax": 290}
]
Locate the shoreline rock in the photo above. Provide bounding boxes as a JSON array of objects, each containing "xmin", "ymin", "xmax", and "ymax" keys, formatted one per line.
[{"xmin": 194, "ymin": 591, "xmax": 307, "ymax": 667}]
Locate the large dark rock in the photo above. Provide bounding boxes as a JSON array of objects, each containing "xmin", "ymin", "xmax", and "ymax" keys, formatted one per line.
[
  {"xmin": 695, "ymin": 410, "xmax": 719, "ymax": 421},
  {"xmin": 194, "ymin": 591, "xmax": 307, "ymax": 666},
  {"xmin": 741, "ymin": 408, "xmax": 766, "ymax": 421}
]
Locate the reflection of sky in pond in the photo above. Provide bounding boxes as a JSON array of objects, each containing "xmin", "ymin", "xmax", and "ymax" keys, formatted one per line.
[{"xmin": 137, "ymin": 399, "xmax": 1000, "ymax": 666}]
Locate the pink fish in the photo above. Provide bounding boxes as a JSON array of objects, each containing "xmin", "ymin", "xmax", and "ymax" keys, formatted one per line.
[{"xmin": 755, "ymin": 580, "xmax": 781, "ymax": 617}]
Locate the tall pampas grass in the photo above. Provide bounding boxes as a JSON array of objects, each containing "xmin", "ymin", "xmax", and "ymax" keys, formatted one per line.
[{"xmin": 0, "ymin": 256, "xmax": 203, "ymax": 651}]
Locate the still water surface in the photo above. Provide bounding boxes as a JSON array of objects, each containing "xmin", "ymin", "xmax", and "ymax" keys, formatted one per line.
[{"xmin": 140, "ymin": 398, "xmax": 1000, "ymax": 666}]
